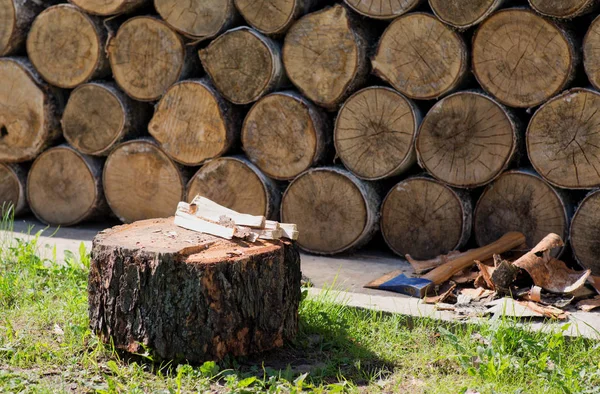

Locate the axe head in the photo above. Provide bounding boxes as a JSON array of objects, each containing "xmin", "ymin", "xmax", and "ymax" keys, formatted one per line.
[{"xmin": 365, "ymin": 273, "xmax": 433, "ymax": 298}]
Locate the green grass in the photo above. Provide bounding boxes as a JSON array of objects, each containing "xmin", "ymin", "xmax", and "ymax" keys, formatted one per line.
[{"xmin": 1, "ymin": 209, "xmax": 600, "ymax": 393}]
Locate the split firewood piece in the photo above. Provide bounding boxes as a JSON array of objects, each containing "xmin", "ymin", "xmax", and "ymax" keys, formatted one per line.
[
  {"xmin": 429, "ymin": 0, "xmax": 505, "ymax": 30},
  {"xmin": 423, "ymin": 282, "xmax": 456, "ymax": 305},
  {"xmin": 472, "ymin": 8, "xmax": 577, "ymax": 108},
  {"xmin": 513, "ymin": 234, "xmax": 591, "ymax": 294},
  {"xmin": 235, "ymin": 0, "xmax": 314, "ymax": 35},
  {"xmin": 174, "ymin": 213, "xmax": 235, "ymax": 240},
  {"xmin": 372, "ymin": 13, "xmax": 468, "ymax": 100},
  {"xmin": 571, "ymin": 191, "xmax": 600, "ymax": 276},
  {"xmin": 406, "ymin": 251, "xmax": 461, "ymax": 275},
  {"xmin": 520, "ymin": 301, "xmax": 568, "ymax": 320},
  {"xmin": 344, "ymin": 0, "xmax": 422, "ymax": 19},
  {"xmin": 0, "ymin": 163, "xmax": 27, "ymax": 217},
  {"xmin": 69, "ymin": 0, "xmax": 147, "ymax": 15},
  {"xmin": 182, "ymin": 198, "xmax": 266, "ymax": 228},
  {"xmin": 529, "ymin": 0, "xmax": 597, "ymax": 19},
  {"xmin": 475, "ymin": 260, "xmax": 496, "ymax": 290},
  {"xmin": 267, "ymin": 221, "xmax": 299, "ymax": 240},
  {"xmin": 155, "ymin": 0, "xmax": 237, "ymax": 40},
  {"xmin": 576, "ymin": 296, "xmax": 600, "ymax": 312}
]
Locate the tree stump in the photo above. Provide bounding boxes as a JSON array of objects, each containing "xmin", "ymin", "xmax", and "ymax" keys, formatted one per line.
[
  {"xmin": 472, "ymin": 8, "xmax": 577, "ymax": 108},
  {"xmin": 372, "ymin": 12, "xmax": 468, "ymax": 101},
  {"xmin": 154, "ymin": 0, "xmax": 237, "ymax": 40},
  {"xmin": 380, "ymin": 176, "xmax": 472, "ymax": 260},
  {"xmin": 334, "ymin": 86, "xmax": 421, "ymax": 181},
  {"xmin": 0, "ymin": 0, "xmax": 57, "ymax": 56},
  {"xmin": 529, "ymin": 0, "xmax": 597, "ymax": 19},
  {"xmin": 0, "ymin": 163, "xmax": 27, "ymax": 217},
  {"xmin": 104, "ymin": 139, "xmax": 186, "ymax": 223},
  {"xmin": 344, "ymin": 0, "xmax": 422, "ymax": 20},
  {"xmin": 242, "ymin": 91, "xmax": 330, "ymax": 181},
  {"xmin": 149, "ymin": 79, "xmax": 239, "ymax": 166},
  {"xmin": 89, "ymin": 218, "xmax": 301, "ymax": 362},
  {"xmin": 474, "ymin": 170, "xmax": 570, "ymax": 257},
  {"xmin": 234, "ymin": 0, "xmax": 314, "ymax": 35},
  {"xmin": 186, "ymin": 156, "xmax": 280, "ymax": 219},
  {"xmin": 570, "ymin": 190, "xmax": 600, "ymax": 275},
  {"xmin": 27, "ymin": 145, "xmax": 107, "ymax": 226},
  {"xmin": 69, "ymin": 0, "xmax": 147, "ymax": 15},
  {"xmin": 26, "ymin": 4, "xmax": 110, "ymax": 89},
  {"xmin": 283, "ymin": 4, "xmax": 369, "ymax": 110},
  {"xmin": 281, "ymin": 167, "xmax": 380, "ymax": 255},
  {"xmin": 199, "ymin": 27, "xmax": 286, "ymax": 105},
  {"xmin": 0, "ymin": 57, "xmax": 61, "ymax": 163},
  {"xmin": 429, "ymin": 0, "xmax": 505, "ymax": 30},
  {"xmin": 62, "ymin": 82, "xmax": 150, "ymax": 156},
  {"xmin": 416, "ymin": 91, "xmax": 518, "ymax": 189},
  {"xmin": 527, "ymin": 88, "xmax": 600, "ymax": 190},
  {"xmin": 108, "ymin": 17, "xmax": 197, "ymax": 102},
  {"xmin": 583, "ymin": 16, "xmax": 600, "ymax": 92}
]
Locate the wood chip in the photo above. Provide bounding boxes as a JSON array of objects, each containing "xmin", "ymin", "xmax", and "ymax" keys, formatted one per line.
[{"xmin": 576, "ymin": 296, "xmax": 600, "ymax": 312}]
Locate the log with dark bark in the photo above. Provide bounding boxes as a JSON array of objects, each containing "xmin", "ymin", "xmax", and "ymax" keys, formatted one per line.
[
  {"xmin": 155, "ymin": 0, "xmax": 237, "ymax": 40},
  {"xmin": 69, "ymin": 0, "xmax": 147, "ymax": 15},
  {"xmin": 89, "ymin": 217, "xmax": 301, "ymax": 362},
  {"xmin": 344, "ymin": 0, "xmax": 423, "ymax": 20},
  {"xmin": 0, "ymin": 163, "xmax": 27, "ymax": 216},
  {"xmin": 235, "ymin": 0, "xmax": 315, "ymax": 35},
  {"xmin": 529, "ymin": 0, "xmax": 598, "ymax": 19},
  {"xmin": 429, "ymin": 0, "xmax": 505, "ymax": 30},
  {"xmin": 0, "ymin": 0, "xmax": 58, "ymax": 56},
  {"xmin": 570, "ymin": 189, "xmax": 600, "ymax": 275}
]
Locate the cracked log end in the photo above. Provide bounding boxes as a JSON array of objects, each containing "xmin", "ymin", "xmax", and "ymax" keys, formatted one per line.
[
  {"xmin": 429, "ymin": 0, "xmax": 504, "ymax": 30},
  {"xmin": 69, "ymin": 0, "xmax": 147, "ymax": 15},
  {"xmin": 571, "ymin": 190, "xmax": 600, "ymax": 275},
  {"xmin": 0, "ymin": 163, "xmax": 27, "ymax": 216},
  {"xmin": 344, "ymin": 0, "xmax": 422, "ymax": 20},
  {"xmin": 529, "ymin": 0, "xmax": 597, "ymax": 19},
  {"xmin": 380, "ymin": 176, "xmax": 472, "ymax": 260},
  {"xmin": 155, "ymin": 0, "xmax": 236, "ymax": 40},
  {"xmin": 89, "ymin": 217, "xmax": 301, "ymax": 363}
]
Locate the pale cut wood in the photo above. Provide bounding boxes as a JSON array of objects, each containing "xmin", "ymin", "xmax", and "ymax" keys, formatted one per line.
[
  {"xmin": 103, "ymin": 139, "xmax": 186, "ymax": 223},
  {"xmin": 283, "ymin": 4, "xmax": 369, "ymax": 110},
  {"xmin": 335, "ymin": 86, "xmax": 421, "ymax": 181},
  {"xmin": 429, "ymin": 0, "xmax": 505, "ymax": 29},
  {"xmin": 0, "ymin": 163, "xmax": 27, "ymax": 216},
  {"xmin": 344, "ymin": 0, "xmax": 423, "ymax": 20},
  {"xmin": 174, "ymin": 214, "xmax": 236, "ymax": 240},
  {"xmin": 186, "ymin": 156, "xmax": 280, "ymax": 219},
  {"xmin": 570, "ymin": 190, "xmax": 600, "ymax": 275},
  {"xmin": 416, "ymin": 91, "xmax": 518, "ymax": 188},
  {"xmin": 0, "ymin": 57, "xmax": 61, "ymax": 163},
  {"xmin": 472, "ymin": 8, "xmax": 577, "ymax": 108},
  {"xmin": 474, "ymin": 170, "xmax": 570, "ymax": 257},
  {"xmin": 242, "ymin": 91, "xmax": 330, "ymax": 180},
  {"xmin": 235, "ymin": 0, "xmax": 314, "ymax": 35},
  {"xmin": 380, "ymin": 176, "xmax": 472, "ymax": 260},
  {"xmin": 527, "ymin": 88, "xmax": 600, "ymax": 189},
  {"xmin": 281, "ymin": 167, "xmax": 380, "ymax": 255},
  {"xmin": 62, "ymin": 82, "xmax": 149, "ymax": 156},
  {"xmin": 155, "ymin": 0, "xmax": 237, "ymax": 40},
  {"xmin": 149, "ymin": 79, "xmax": 238, "ymax": 166},
  {"xmin": 69, "ymin": 0, "xmax": 147, "ymax": 15},
  {"xmin": 583, "ymin": 16, "xmax": 600, "ymax": 92},
  {"xmin": 0, "ymin": 0, "xmax": 59, "ymax": 56},
  {"xmin": 200, "ymin": 27, "xmax": 286, "ymax": 105},
  {"xmin": 372, "ymin": 12, "xmax": 468, "ymax": 100},
  {"xmin": 182, "ymin": 198, "xmax": 266, "ymax": 228},
  {"xmin": 27, "ymin": 145, "xmax": 107, "ymax": 226},
  {"xmin": 26, "ymin": 4, "xmax": 110, "ymax": 89},
  {"xmin": 529, "ymin": 0, "xmax": 597, "ymax": 19}
]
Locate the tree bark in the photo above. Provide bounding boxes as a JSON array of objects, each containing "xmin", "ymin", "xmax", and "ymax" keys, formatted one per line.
[
  {"xmin": 69, "ymin": 0, "xmax": 147, "ymax": 15},
  {"xmin": 429, "ymin": 0, "xmax": 506, "ymax": 30},
  {"xmin": 234, "ymin": 0, "xmax": 316, "ymax": 35},
  {"xmin": 0, "ymin": 163, "xmax": 27, "ymax": 217},
  {"xmin": 89, "ymin": 218, "xmax": 301, "ymax": 362},
  {"xmin": 0, "ymin": 0, "xmax": 59, "ymax": 56},
  {"xmin": 344, "ymin": 0, "xmax": 423, "ymax": 20},
  {"xmin": 529, "ymin": 0, "xmax": 598, "ymax": 19},
  {"xmin": 570, "ymin": 189, "xmax": 600, "ymax": 275}
]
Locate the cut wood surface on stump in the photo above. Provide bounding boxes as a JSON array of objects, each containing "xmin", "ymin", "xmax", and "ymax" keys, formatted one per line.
[
  {"xmin": 372, "ymin": 12, "xmax": 468, "ymax": 101},
  {"xmin": 149, "ymin": 79, "xmax": 239, "ymax": 166},
  {"xmin": 68, "ymin": 0, "xmax": 147, "ymax": 15},
  {"xmin": 527, "ymin": 88, "xmax": 600, "ymax": 189},
  {"xmin": 0, "ymin": 57, "xmax": 61, "ymax": 163},
  {"xmin": 474, "ymin": 170, "xmax": 570, "ymax": 257},
  {"xmin": 27, "ymin": 145, "xmax": 106, "ymax": 226},
  {"xmin": 583, "ymin": 15, "xmax": 600, "ymax": 91},
  {"xmin": 429, "ymin": 0, "xmax": 505, "ymax": 30},
  {"xmin": 416, "ymin": 91, "xmax": 517, "ymax": 188},
  {"xmin": 242, "ymin": 91, "xmax": 330, "ymax": 180},
  {"xmin": 103, "ymin": 139, "xmax": 186, "ymax": 223},
  {"xmin": 380, "ymin": 176, "xmax": 472, "ymax": 260},
  {"xmin": 186, "ymin": 156, "xmax": 280, "ymax": 219},
  {"xmin": 570, "ymin": 190, "xmax": 600, "ymax": 275},
  {"xmin": 62, "ymin": 82, "xmax": 149, "ymax": 156},
  {"xmin": 0, "ymin": 163, "xmax": 27, "ymax": 216},
  {"xmin": 154, "ymin": 0, "xmax": 237, "ymax": 40},
  {"xmin": 199, "ymin": 27, "xmax": 286, "ymax": 105},
  {"xmin": 334, "ymin": 86, "xmax": 421, "ymax": 181},
  {"xmin": 528, "ymin": 0, "xmax": 597, "ymax": 19},
  {"xmin": 281, "ymin": 167, "xmax": 380, "ymax": 255},
  {"xmin": 472, "ymin": 8, "xmax": 577, "ymax": 108},
  {"xmin": 26, "ymin": 4, "xmax": 109, "ymax": 89},
  {"xmin": 235, "ymin": 0, "xmax": 313, "ymax": 35},
  {"xmin": 89, "ymin": 218, "xmax": 301, "ymax": 362},
  {"xmin": 344, "ymin": 0, "xmax": 422, "ymax": 20},
  {"xmin": 283, "ymin": 4, "xmax": 369, "ymax": 110},
  {"xmin": 0, "ymin": 0, "xmax": 56, "ymax": 56}
]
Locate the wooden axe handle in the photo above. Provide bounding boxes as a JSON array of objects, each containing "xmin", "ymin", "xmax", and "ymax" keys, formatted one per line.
[{"xmin": 422, "ymin": 232, "xmax": 526, "ymax": 285}]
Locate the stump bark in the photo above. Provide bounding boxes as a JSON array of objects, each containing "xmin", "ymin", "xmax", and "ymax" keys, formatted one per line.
[
  {"xmin": 416, "ymin": 91, "xmax": 518, "ymax": 189},
  {"xmin": 570, "ymin": 189, "xmax": 600, "ymax": 275},
  {"xmin": 89, "ymin": 218, "xmax": 301, "ymax": 362},
  {"xmin": 103, "ymin": 139, "xmax": 186, "ymax": 223},
  {"xmin": 62, "ymin": 82, "xmax": 150, "ymax": 156},
  {"xmin": 527, "ymin": 88, "xmax": 600, "ymax": 190},
  {"xmin": 69, "ymin": 0, "xmax": 147, "ymax": 15},
  {"xmin": 372, "ymin": 12, "xmax": 468, "ymax": 101},
  {"xmin": 429, "ymin": 0, "xmax": 505, "ymax": 30},
  {"xmin": 0, "ymin": 0, "xmax": 58, "ymax": 56},
  {"xmin": 529, "ymin": 0, "xmax": 597, "ymax": 19},
  {"xmin": 283, "ymin": 4, "xmax": 369, "ymax": 110},
  {"xmin": 472, "ymin": 8, "xmax": 577, "ymax": 108},
  {"xmin": 0, "ymin": 163, "xmax": 27, "ymax": 217},
  {"xmin": 334, "ymin": 86, "xmax": 421, "ymax": 181},
  {"xmin": 583, "ymin": 15, "xmax": 600, "ymax": 92},
  {"xmin": 108, "ymin": 16, "xmax": 197, "ymax": 102},
  {"xmin": 281, "ymin": 166, "xmax": 381, "ymax": 255},
  {"xmin": 234, "ymin": 0, "xmax": 314, "ymax": 35},
  {"xmin": 26, "ymin": 4, "xmax": 110, "ymax": 89},
  {"xmin": 27, "ymin": 145, "xmax": 107, "ymax": 226},
  {"xmin": 474, "ymin": 170, "xmax": 570, "ymax": 257},
  {"xmin": 380, "ymin": 176, "xmax": 472, "ymax": 260},
  {"xmin": 242, "ymin": 91, "xmax": 330, "ymax": 181},
  {"xmin": 199, "ymin": 27, "xmax": 286, "ymax": 105},
  {"xmin": 186, "ymin": 156, "xmax": 280, "ymax": 219},
  {"xmin": 344, "ymin": 0, "xmax": 423, "ymax": 20},
  {"xmin": 0, "ymin": 57, "xmax": 61, "ymax": 163}
]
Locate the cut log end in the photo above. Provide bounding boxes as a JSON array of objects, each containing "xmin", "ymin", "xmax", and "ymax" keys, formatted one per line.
[
  {"xmin": 529, "ymin": 0, "xmax": 596, "ymax": 19},
  {"xmin": 281, "ymin": 167, "xmax": 380, "ymax": 255},
  {"xmin": 104, "ymin": 139, "xmax": 185, "ymax": 223},
  {"xmin": 583, "ymin": 15, "xmax": 600, "ymax": 91},
  {"xmin": 472, "ymin": 8, "xmax": 575, "ymax": 108},
  {"xmin": 335, "ymin": 86, "xmax": 420, "ymax": 180},
  {"xmin": 381, "ymin": 177, "xmax": 471, "ymax": 260},
  {"xmin": 372, "ymin": 12, "xmax": 467, "ymax": 100},
  {"xmin": 0, "ymin": 0, "xmax": 17, "ymax": 56},
  {"xmin": 571, "ymin": 190, "xmax": 600, "ymax": 275},
  {"xmin": 235, "ymin": 0, "xmax": 301, "ymax": 35},
  {"xmin": 0, "ymin": 163, "xmax": 27, "ymax": 217},
  {"xmin": 155, "ymin": 0, "xmax": 236, "ymax": 39},
  {"xmin": 69, "ymin": 0, "xmax": 147, "ymax": 15},
  {"xmin": 429, "ymin": 0, "xmax": 504, "ymax": 29},
  {"xmin": 344, "ymin": 0, "xmax": 422, "ymax": 19},
  {"xmin": 417, "ymin": 91, "xmax": 517, "ymax": 188}
]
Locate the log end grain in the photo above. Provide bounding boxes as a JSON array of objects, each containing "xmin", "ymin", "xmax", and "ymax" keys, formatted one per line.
[
  {"xmin": 570, "ymin": 190, "xmax": 600, "ymax": 275},
  {"xmin": 0, "ymin": 163, "xmax": 27, "ymax": 217},
  {"xmin": 529, "ymin": 0, "xmax": 596, "ymax": 19},
  {"xmin": 155, "ymin": 0, "xmax": 235, "ymax": 39},
  {"xmin": 69, "ymin": 0, "xmax": 147, "ymax": 15},
  {"xmin": 429, "ymin": 0, "xmax": 504, "ymax": 29},
  {"xmin": 344, "ymin": 0, "xmax": 422, "ymax": 19},
  {"xmin": 235, "ymin": 0, "xmax": 299, "ymax": 35},
  {"xmin": 0, "ymin": 0, "xmax": 16, "ymax": 56},
  {"xmin": 584, "ymin": 15, "xmax": 600, "ymax": 91}
]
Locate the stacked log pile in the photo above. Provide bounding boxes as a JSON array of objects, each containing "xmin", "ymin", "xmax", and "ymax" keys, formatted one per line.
[{"xmin": 2, "ymin": 0, "xmax": 600, "ymax": 277}]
